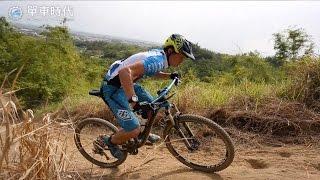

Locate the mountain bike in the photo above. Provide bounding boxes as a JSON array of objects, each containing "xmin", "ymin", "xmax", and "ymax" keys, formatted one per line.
[{"xmin": 74, "ymin": 77, "xmax": 235, "ymax": 172}]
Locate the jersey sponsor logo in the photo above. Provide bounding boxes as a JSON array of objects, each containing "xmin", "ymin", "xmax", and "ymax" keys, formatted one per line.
[{"xmin": 117, "ymin": 109, "xmax": 132, "ymax": 120}]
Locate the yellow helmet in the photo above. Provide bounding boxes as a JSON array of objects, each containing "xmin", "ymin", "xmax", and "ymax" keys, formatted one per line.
[{"xmin": 164, "ymin": 34, "xmax": 195, "ymax": 60}]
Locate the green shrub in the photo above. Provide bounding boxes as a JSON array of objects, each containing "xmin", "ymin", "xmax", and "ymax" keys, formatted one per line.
[
  {"xmin": 0, "ymin": 19, "xmax": 86, "ymax": 107},
  {"xmin": 281, "ymin": 57, "xmax": 320, "ymax": 111}
]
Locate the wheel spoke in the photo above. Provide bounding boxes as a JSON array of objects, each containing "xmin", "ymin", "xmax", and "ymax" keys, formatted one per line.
[
  {"xmin": 175, "ymin": 124, "xmax": 225, "ymax": 164},
  {"xmin": 165, "ymin": 115, "xmax": 234, "ymax": 172},
  {"xmin": 74, "ymin": 118, "xmax": 127, "ymax": 168}
]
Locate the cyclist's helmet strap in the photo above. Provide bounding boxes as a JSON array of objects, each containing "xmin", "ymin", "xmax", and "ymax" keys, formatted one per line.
[
  {"xmin": 161, "ymin": 50, "xmax": 171, "ymax": 66},
  {"xmin": 164, "ymin": 49, "xmax": 171, "ymax": 66}
]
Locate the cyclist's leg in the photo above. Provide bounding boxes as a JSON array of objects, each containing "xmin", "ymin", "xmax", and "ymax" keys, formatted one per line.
[
  {"xmin": 133, "ymin": 84, "xmax": 161, "ymax": 143},
  {"xmin": 134, "ymin": 83, "xmax": 154, "ymax": 103},
  {"xmin": 101, "ymin": 84, "xmax": 141, "ymax": 144}
]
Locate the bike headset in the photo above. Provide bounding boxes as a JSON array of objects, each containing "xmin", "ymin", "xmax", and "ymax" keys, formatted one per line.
[{"xmin": 163, "ymin": 34, "xmax": 196, "ymax": 66}]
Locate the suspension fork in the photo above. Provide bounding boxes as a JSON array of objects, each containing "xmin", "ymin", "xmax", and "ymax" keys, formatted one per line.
[
  {"xmin": 182, "ymin": 122, "xmax": 195, "ymax": 137},
  {"xmin": 166, "ymin": 105, "xmax": 196, "ymax": 150},
  {"xmin": 168, "ymin": 103, "xmax": 194, "ymax": 137}
]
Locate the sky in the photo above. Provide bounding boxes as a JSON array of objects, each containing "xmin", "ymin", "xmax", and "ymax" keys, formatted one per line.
[{"xmin": 1, "ymin": 1, "xmax": 320, "ymax": 56}]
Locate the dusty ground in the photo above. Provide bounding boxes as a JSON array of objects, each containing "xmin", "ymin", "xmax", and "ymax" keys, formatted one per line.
[{"xmin": 62, "ymin": 128, "xmax": 320, "ymax": 180}]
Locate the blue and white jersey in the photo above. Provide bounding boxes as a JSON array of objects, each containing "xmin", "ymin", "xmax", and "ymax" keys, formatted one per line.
[{"xmin": 104, "ymin": 49, "xmax": 168, "ymax": 81}]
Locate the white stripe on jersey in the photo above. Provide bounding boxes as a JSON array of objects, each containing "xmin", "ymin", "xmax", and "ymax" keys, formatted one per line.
[{"xmin": 104, "ymin": 49, "xmax": 168, "ymax": 81}]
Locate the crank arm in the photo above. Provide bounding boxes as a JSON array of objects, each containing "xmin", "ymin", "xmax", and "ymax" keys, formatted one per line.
[{"xmin": 102, "ymin": 151, "xmax": 110, "ymax": 160}]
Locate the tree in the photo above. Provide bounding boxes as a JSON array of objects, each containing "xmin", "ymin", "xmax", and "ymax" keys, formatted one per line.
[
  {"xmin": 17, "ymin": 26, "xmax": 85, "ymax": 107},
  {"xmin": 0, "ymin": 18, "xmax": 85, "ymax": 107},
  {"xmin": 273, "ymin": 27, "xmax": 314, "ymax": 64}
]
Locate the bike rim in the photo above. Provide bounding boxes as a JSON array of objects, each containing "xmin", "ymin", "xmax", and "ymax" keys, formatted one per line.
[
  {"xmin": 75, "ymin": 120, "xmax": 123, "ymax": 164},
  {"xmin": 166, "ymin": 120, "xmax": 230, "ymax": 169}
]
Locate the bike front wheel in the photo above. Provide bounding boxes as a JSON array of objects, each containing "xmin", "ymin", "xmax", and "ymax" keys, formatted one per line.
[
  {"xmin": 74, "ymin": 118, "xmax": 128, "ymax": 168},
  {"xmin": 163, "ymin": 114, "xmax": 235, "ymax": 172}
]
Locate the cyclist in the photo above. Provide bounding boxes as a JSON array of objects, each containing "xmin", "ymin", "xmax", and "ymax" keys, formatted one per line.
[{"xmin": 94, "ymin": 34, "xmax": 195, "ymax": 159}]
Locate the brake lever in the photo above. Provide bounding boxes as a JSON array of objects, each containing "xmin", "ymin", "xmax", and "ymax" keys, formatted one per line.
[
  {"xmin": 165, "ymin": 92, "xmax": 176, "ymax": 101},
  {"xmin": 175, "ymin": 79, "xmax": 181, "ymax": 86}
]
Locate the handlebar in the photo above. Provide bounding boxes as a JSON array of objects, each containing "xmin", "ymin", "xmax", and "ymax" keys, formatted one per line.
[
  {"xmin": 151, "ymin": 77, "xmax": 180, "ymax": 104},
  {"xmin": 134, "ymin": 77, "xmax": 179, "ymax": 116}
]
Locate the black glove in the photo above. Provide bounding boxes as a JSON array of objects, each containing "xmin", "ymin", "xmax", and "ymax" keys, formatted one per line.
[
  {"xmin": 170, "ymin": 72, "xmax": 180, "ymax": 80},
  {"xmin": 133, "ymin": 102, "xmax": 154, "ymax": 119}
]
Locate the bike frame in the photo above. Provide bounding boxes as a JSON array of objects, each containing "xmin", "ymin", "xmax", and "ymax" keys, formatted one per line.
[
  {"xmin": 131, "ymin": 77, "xmax": 192, "ymax": 150},
  {"xmin": 80, "ymin": 76, "xmax": 234, "ymax": 171}
]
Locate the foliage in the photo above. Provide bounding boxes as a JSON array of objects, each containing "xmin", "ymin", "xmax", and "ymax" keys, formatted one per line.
[
  {"xmin": 103, "ymin": 42, "xmax": 147, "ymax": 60},
  {"xmin": 0, "ymin": 18, "xmax": 85, "ymax": 107},
  {"xmin": 81, "ymin": 56, "xmax": 106, "ymax": 84},
  {"xmin": 273, "ymin": 27, "xmax": 315, "ymax": 64},
  {"xmin": 75, "ymin": 40, "xmax": 147, "ymax": 60},
  {"xmin": 74, "ymin": 36, "xmax": 283, "ymax": 87},
  {"xmin": 2, "ymin": 17, "xmax": 319, "ymax": 111},
  {"xmin": 281, "ymin": 57, "xmax": 320, "ymax": 111},
  {"xmin": 221, "ymin": 54, "xmax": 279, "ymax": 84}
]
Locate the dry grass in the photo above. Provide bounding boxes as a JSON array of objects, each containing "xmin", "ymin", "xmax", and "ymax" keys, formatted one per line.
[
  {"xmin": 284, "ymin": 59, "xmax": 320, "ymax": 111},
  {"xmin": 51, "ymin": 98, "xmax": 115, "ymax": 124},
  {"xmin": 51, "ymin": 85, "xmax": 320, "ymax": 146},
  {"xmin": 0, "ymin": 78, "xmax": 72, "ymax": 179},
  {"xmin": 208, "ymin": 96, "xmax": 320, "ymax": 139}
]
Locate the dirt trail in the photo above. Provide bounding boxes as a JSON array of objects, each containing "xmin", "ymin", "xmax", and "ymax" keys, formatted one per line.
[{"xmin": 62, "ymin": 130, "xmax": 320, "ymax": 180}]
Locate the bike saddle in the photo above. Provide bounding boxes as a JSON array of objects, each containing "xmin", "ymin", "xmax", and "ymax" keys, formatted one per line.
[{"xmin": 89, "ymin": 89, "xmax": 102, "ymax": 97}]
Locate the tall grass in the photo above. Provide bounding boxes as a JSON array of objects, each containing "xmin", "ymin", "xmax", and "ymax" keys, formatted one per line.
[
  {"xmin": 0, "ymin": 82, "xmax": 69, "ymax": 179},
  {"xmin": 36, "ymin": 77, "xmax": 284, "ymax": 119},
  {"xmin": 141, "ymin": 78, "xmax": 281, "ymax": 111},
  {"xmin": 280, "ymin": 58, "xmax": 320, "ymax": 111}
]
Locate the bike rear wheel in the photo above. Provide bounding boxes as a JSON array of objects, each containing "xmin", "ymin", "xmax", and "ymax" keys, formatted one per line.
[
  {"xmin": 74, "ymin": 118, "xmax": 128, "ymax": 168},
  {"xmin": 163, "ymin": 114, "xmax": 235, "ymax": 172}
]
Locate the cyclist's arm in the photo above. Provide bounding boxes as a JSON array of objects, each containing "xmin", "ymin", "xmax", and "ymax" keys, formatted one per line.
[
  {"xmin": 155, "ymin": 71, "xmax": 170, "ymax": 79},
  {"xmin": 118, "ymin": 61, "xmax": 144, "ymax": 102}
]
